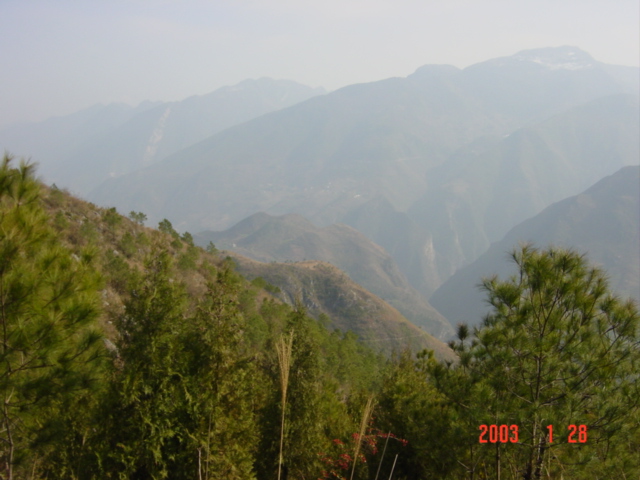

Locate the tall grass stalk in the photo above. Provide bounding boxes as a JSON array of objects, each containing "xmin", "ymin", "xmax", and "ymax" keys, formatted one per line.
[
  {"xmin": 350, "ymin": 396, "xmax": 375, "ymax": 480},
  {"xmin": 374, "ymin": 431, "xmax": 391, "ymax": 480},
  {"xmin": 388, "ymin": 454, "xmax": 398, "ymax": 480},
  {"xmin": 276, "ymin": 331, "xmax": 294, "ymax": 480}
]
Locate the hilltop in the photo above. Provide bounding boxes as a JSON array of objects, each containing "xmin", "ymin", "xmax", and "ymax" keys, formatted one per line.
[
  {"xmin": 228, "ymin": 255, "xmax": 453, "ymax": 358},
  {"xmin": 195, "ymin": 212, "xmax": 454, "ymax": 339}
]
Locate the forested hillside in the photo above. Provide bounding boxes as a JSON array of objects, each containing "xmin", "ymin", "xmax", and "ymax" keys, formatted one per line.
[
  {"xmin": 0, "ymin": 155, "xmax": 389, "ymax": 478},
  {"xmin": 2, "ymin": 155, "xmax": 639, "ymax": 478}
]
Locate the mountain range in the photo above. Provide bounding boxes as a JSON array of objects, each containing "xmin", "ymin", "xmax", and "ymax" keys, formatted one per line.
[
  {"xmin": 405, "ymin": 93, "xmax": 639, "ymax": 290},
  {"xmin": 2, "ymin": 46, "xmax": 638, "ymax": 340},
  {"xmin": 82, "ymin": 48, "xmax": 638, "ymax": 308},
  {"xmin": 430, "ymin": 165, "xmax": 640, "ymax": 327},
  {"xmin": 87, "ymin": 47, "xmax": 638, "ymax": 234},
  {"xmin": 0, "ymin": 78, "xmax": 325, "ymax": 194}
]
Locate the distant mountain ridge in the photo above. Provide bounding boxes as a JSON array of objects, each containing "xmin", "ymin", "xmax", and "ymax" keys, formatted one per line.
[
  {"xmin": 334, "ymin": 93, "xmax": 639, "ymax": 300},
  {"xmin": 430, "ymin": 165, "xmax": 640, "ymax": 327},
  {"xmin": 80, "ymin": 47, "xmax": 640, "ymax": 316},
  {"xmin": 511, "ymin": 46, "xmax": 598, "ymax": 69},
  {"xmin": 0, "ymin": 78, "xmax": 325, "ymax": 194},
  {"xmin": 0, "ymin": 102, "xmax": 161, "ymax": 175},
  {"xmin": 88, "ymin": 47, "xmax": 638, "ymax": 235},
  {"xmin": 6, "ymin": 47, "xmax": 637, "ymax": 325},
  {"xmin": 406, "ymin": 93, "xmax": 640, "ymax": 286}
]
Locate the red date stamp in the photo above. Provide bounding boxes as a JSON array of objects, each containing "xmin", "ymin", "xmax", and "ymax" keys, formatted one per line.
[{"xmin": 479, "ymin": 424, "xmax": 587, "ymax": 443}]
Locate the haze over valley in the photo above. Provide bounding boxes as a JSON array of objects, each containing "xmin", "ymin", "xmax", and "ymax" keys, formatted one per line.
[{"xmin": 3, "ymin": 46, "xmax": 637, "ymax": 338}]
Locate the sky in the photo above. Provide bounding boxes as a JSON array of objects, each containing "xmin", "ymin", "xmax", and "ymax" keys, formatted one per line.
[{"xmin": 1, "ymin": 0, "xmax": 638, "ymax": 129}]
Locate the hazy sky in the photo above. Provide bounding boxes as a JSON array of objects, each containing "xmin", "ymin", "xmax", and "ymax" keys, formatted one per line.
[{"xmin": 1, "ymin": 0, "xmax": 638, "ymax": 129}]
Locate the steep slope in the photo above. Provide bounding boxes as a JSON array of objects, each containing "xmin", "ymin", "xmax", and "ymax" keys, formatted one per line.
[
  {"xmin": 430, "ymin": 165, "xmax": 640, "ymax": 327},
  {"xmin": 0, "ymin": 102, "xmax": 160, "ymax": 174},
  {"xmin": 1, "ymin": 78, "xmax": 325, "ymax": 194},
  {"xmin": 195, "ymin": 212, "xmax": 454, "ymax": 340},
  {"xmin": 34, "ymin": 170, "xmax": 444, "ymax": 359},
  {"xmin": 339, "ymin": 94, "xmax": 639, "ymax": 298},
  {"xmin": 340, "ymin": 195, "xmax": 443, "ymax": 297},
  {"xmin": 408, "ymin": 93, "xmax": 640, "ymax": 280},
  {"xmin": 229, "ymin": 255, "xmax": 454, "ymax": 358},
  {"xmin": 87, "ymin": 47, "xmax": 636, "ymax": 233}
]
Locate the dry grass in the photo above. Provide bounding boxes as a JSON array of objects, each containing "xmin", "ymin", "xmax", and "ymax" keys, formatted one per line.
[
  {"xmin": 350, "ymin": 395, "xmax": 375, "ymax": 480},
  {"xmin": 276, "ymin": 330, "xmax": 294, "ymax": 480}
]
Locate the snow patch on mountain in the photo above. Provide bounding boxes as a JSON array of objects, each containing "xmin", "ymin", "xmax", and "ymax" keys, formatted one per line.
[
  {"xmin": 513, "ymin": 47, "xmax": 596, "ymax": 70},
  {"xmin": 516, "ymin": 55, "xmax": 594, "ymax": 70}
]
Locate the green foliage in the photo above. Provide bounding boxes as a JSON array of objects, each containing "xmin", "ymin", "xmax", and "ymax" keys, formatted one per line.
[
  {"xmin": 103, "ymin": 249, "xmax": 133, "ymax": 293},
  {"xmin": 206, "ymin": 241, "xmax": 219, "ymax": 255},
  {"xmin": 79, "ymin": 220, "xmax": 99, "ymax": 244},
  {"xmin": 182, "ymin": 267, "xmax": 261, "ymax": 478},
  {"xmin": 177, "ymin": 245, "xmax": 200, "ymax": 270},
  {"xmin": 372, "ymin": 245, "xmax": 640, "ymax": 479},
  {"xmin": 0, "ymin": 155, "xmax": 105, "ymax": 478},
  {"xmin": 103, "ymin": 206, "xmax": 122, "ymax": 227},
  {"xmin": 251, "ymin": 276, "xmax": 281, "ymax": 294},
  {"xmin": 256, "ymin": 305, "xmax": 326, "ymax": 477},
  {"xmin": 180, "ymin": 231, "xmax": 194, "ymax": 246},
  {"xmin": 119, "ymin": 231, "xmax": 137, "ymax": 257},
  {"xmin": 128, "ymin": 211, "xmax": 147, "ymax": 225},
  {"xmin": 0, "ymin": 156, "xmax": 397, "ymax": 478},
  {"xmin": 474, "ymin": 245, "xmax": 639, "ymax": 477},
  {"xmin": 158, "ymin": 218, "xmax": 178, "ymax": 238},
  {"xmin": 53, "ymin": 210, "xmax": 70, "ymax": 231},
  {"xmin": 94, "ymin": 254, "xmax": 263, "ymax": 479},
  {"xmin": 136, "ymin": 230, "xmax": 151, "ymax": 248},
  {"xmin": 99, "ymin": 250, "xmax": 190, "ymax": 478},
  {"xmin": 252, "ymin": 276, "xmax": 268, "ymax": 289},
  {"xmin": 157, "ymin": 219, "xmax": 183, "ymax": 250},
  {"xmin": 439, "ymin": 245, "xmax": 640, "ymax": 478},
  {"xmin": 376, "ymin": 350, "xmax": 460, "ymax": 478}
]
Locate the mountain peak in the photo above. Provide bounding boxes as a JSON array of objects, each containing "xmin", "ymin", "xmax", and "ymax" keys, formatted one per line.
[{"xmin": 511, "ymin": 46, "xmax": 597, "ymax": 70}]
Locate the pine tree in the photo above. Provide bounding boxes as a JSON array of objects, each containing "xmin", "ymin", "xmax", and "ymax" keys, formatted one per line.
[
  {"xmin": 0, "ymin": 155, "xmax": 105, "ymax": 478},
  {"xmin": 460, "ymin": 245, "xmax": 640, "ymax": 478}
]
